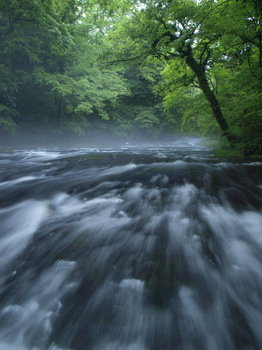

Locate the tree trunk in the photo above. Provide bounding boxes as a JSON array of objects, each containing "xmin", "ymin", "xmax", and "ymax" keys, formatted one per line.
[{"xmin": 184, "ymin": 49, "xmax": 236, "ymax": 144}]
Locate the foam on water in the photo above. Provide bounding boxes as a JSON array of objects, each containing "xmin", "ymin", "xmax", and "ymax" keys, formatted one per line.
[
  {"xmin": 20, "ymin": 150, "xmax": 61, "ymax": 160},
  {"xmin": 0, "ymin": 200, "xmax": 48, "ymax": 273},
  {"xmin": 0, "ymin": 260, "xmax": 77, "ymax": 349},
  {"xmin": 100, "ymin": 163, "xmax": 137, "ymax": 176},
  {"xmin": 0, "ymin": 175, "xmax": 45, "ymax": 188},
  {"xmin": 0, "ymin": 139, "xmax": 262, "ymax": 350}
]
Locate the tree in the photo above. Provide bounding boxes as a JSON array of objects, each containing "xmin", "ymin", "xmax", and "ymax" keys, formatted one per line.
[
  {"xmin": 105, "ymin": 0, "xmax": 237, "ymax": 143},
  {"xmin": 109, "ymin": 64, "xmax": 174, "ymax": 137},
  {"xmin": 0, "ymin": 0, "xmax": 131, "ymax": 138},
  {"xmin": 0, "ymin": 0, "xmax": 76, "ymax": 134},
  {"xmin": 1, "ymin": 0, "xmax": 261, "ymax": 151},
  {"xmin": 106, "ymin": 0, "xmax": 262, "ymax": 151}
]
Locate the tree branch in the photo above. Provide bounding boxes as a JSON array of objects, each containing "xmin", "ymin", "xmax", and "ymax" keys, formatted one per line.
[
  {"xmin": 106, "ymin": 54, "xmax": 148, "ymax": 65},
  {"xmin": 247, "ymin": 50, "xmax": 258, "ymax": 78}
]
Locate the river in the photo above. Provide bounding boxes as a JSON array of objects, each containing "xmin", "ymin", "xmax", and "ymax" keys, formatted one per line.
[{"xmin": 0, "ymin": 138, "xmax": 262, "ymax": 350}]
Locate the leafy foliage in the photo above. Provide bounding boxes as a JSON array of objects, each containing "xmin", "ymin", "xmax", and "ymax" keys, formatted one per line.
[
  {"xmin": 0, "ymin": 0, "xmax": 261, "ymax": 154},
  {"xmin": 106, "ymin": 0, "xmax": 262, "ymax": 154}
]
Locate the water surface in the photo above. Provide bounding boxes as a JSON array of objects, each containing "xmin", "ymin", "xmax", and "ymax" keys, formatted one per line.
[{"xmin": 0, "ymin": 138, "xmax": 262, "ymax": 350}]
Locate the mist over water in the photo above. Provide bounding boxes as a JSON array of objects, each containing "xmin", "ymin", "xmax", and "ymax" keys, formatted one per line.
[{"xmin": 0, "ymin": 138, "xmax": 262, "ymax": 350}]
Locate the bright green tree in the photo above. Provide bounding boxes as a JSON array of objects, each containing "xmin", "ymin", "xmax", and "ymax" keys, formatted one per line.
[
  {"xmin": 0, "ymin": 0, "xmax": 131, "ymax": 137},
  {"xmin": 106, "ymin": 0, "xmax": 262, "ymax": 153}
]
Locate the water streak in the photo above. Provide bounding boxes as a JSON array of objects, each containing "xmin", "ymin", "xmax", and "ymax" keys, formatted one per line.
[{"xmin": 0, "ymin": 139, "xmax": 261, "ymax": 350}]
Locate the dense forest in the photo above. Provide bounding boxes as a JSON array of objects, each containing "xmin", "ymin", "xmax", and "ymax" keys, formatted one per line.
[{"xmin": 0, "ymin": 0, "xmax": 261, "ymax": 155}]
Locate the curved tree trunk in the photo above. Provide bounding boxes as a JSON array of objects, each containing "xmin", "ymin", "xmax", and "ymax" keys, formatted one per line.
[{"xmin": 184, "ymin": 49, "xmax": 236, "ymax": 144}]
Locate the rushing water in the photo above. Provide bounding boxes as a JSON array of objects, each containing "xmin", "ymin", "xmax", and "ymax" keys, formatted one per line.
[{"xmin": 0, "ymin": 138, "xmax": 262, "ymax": 350}]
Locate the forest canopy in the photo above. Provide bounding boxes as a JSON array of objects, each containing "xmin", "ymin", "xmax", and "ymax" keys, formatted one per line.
[{"xmin": 0, "ymin": 0, "xmax": 261, "ymax": 154}]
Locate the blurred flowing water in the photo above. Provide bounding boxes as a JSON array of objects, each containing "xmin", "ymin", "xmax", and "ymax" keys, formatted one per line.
[{"xmin": 0, "ymin": 138, "xmax": 262, "ymax": 350}]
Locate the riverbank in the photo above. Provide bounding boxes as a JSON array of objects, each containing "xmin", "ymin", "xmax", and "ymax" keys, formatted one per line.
[{"xmin": 202, "ymin": 137, "xmax": 262, "ymax": 159}]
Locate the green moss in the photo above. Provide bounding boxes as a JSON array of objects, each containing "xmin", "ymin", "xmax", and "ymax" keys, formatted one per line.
[
  {"xmin": 212, "ymin": 137, "xmax": 262, "ymax": 158},
  {"xmin": 213, "ymin": 147, "xmax": 243, "ymax": 158},
  {"xmin": 250, "ymin": 154, "xmax": 262, "ymax": 159}
]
